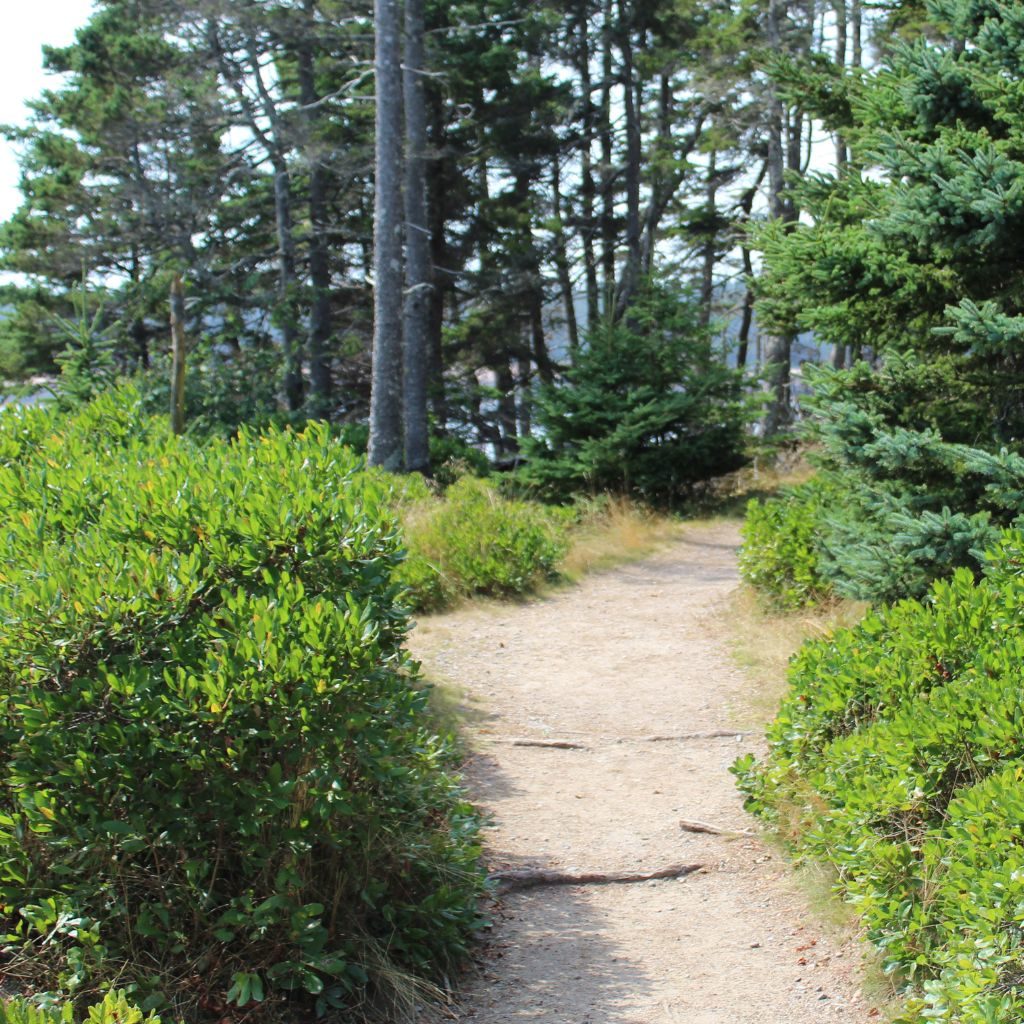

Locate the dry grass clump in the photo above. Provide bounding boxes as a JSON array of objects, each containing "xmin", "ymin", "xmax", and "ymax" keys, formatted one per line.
[
  {"xmin": 557, "ymin": 497, "xmax": 683, "ymax": 581},
  {"xmin": 692, "ymin": 445, "xmax": 819, "ymax": 514},
  {"xmin": 727, "ymin": 585, "xmax": 866, "ymax": 722}
]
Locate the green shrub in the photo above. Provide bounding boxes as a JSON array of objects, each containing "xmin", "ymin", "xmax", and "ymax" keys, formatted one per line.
[
  {"xmin": 738, "ymin": 478, "xmax": 835, "ymax": 608},
  {"xmin": 0, "ymin": 991, "xmax": 157, "ymax": 1024},
  {"xmin": 735, "ymin": 529, "xmax": 1024, "ymax": 1022},
  {"xmin": 0, "ymin": 387, "xmax": 484, "ymax": 1017},
  {"xmin": 395, "ymin": 476, "xmax": 568, "ymax": 610}
]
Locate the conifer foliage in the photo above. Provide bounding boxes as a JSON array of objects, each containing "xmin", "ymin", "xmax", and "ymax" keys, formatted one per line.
[
  {"xmin": 753, "ymin": 0, "xmax": 1024, "ymax": 602},
  {"xmin": 522, "ymin": 285, "xmax": 749, "ymax": 505}
]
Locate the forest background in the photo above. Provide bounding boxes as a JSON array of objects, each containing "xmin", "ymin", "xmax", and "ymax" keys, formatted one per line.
[
  {"xmin": 0, "ymin": 0, "xmax": 909, "ymax": 473},
  {"xmin": 9, "ymin": 0, "xmax": 1024, "ymax": 1023}
]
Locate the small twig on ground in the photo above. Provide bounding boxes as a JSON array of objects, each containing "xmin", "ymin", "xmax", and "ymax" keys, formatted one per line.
[
  {"xmin": 488, "ymin": 862, "xmax": 703, "ymax": 894},
  {"xmin": 678, "ymin": 818, "xmax": 755, "ymax": 838}
]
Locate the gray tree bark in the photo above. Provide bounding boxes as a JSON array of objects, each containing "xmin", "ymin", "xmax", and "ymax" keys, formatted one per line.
[
  {"xmin": 699, "ymin": 149, "xmax": 719, "ymax": 329},
  {"xmin": 761, "ymin": 0, "xmax": 798, "ymax": 436},
  {"xmin": 297, "ymin": 4, "xmax": 333, "ymax": 418},
  {"xmin": 599, "ymin": 0, "xmax": 616, "ymax": 306},
  {"xmin": 552, "ymin": 157, "xmax": 580, "ymax": 356},
  {"xmin": 271, "ymin": 164, "xmax": 306, "ymax": 414},
  {"xmin": 834, "ymin": 0, "xmax": 849, "ymax": 168},
  {"xmin": 577, "ymin": 13, "xmax": 600, "ymax": 333},
  {"xmin": 368, "ymin": 0, "xmax": 405, "ymax": 470},
  {"xmin": 402, "ymin": 0, "xmax": 432, "ymax": 474},
  {"xmin": 613, "ymin": 2, "xmax": 643, "ymax": 321},
  {"xmin": 170, "ymin": 275, "xmax": 187, "ymax": 436}
]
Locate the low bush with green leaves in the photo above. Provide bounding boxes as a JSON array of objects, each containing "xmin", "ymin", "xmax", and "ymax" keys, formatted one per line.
[
  {"xmin": 0, "ymin": 991, "xmax": 156, "ymax": 1024},
  {"xmin": 738, "ymin": 478, "xmax": 835, "ymax": 608},
  {"xmin": 395, "ymin": 475, "xmax": 569, "ymax": 611},
  {"xmin": 734, "ymin": 530, "xmax": 1024, "ymax": 1022},
  {"xmin": 0, "ymin": 388, "xmax": 484, "ymax": 1018}
]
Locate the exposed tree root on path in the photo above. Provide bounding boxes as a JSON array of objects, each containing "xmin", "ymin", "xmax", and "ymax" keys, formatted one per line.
[
  {"xmin": 489, "ymin": 862, "xmax": 704, "ymax": 894},
  {"xmin": 678, "ymin": 818, "xmax": 754, "ymax": 838},
  {"xmin": 505, "ymin": 738, "xmax": 589, "ymax": 750},
  {"xmin": 488, "ymin": 730, "xmax": 744, "ymax": 750},
  {"xmin": 637, "ymin": 730, "xmax": 745, "ymax": 743}
]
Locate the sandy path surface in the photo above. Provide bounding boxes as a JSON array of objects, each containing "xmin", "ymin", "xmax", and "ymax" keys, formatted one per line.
[{"xmin": 409, "ymin": 521, "xmax": 870, "ymax": 1024}]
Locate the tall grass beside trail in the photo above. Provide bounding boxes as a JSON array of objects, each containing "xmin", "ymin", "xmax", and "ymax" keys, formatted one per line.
[
  {"xmin": 734, "ymin": 529, "xmax": 1024, "ymax": 1024},
  {"xmin": 0, "ymin": 387, "xmax": 485, "ymax": 1022},
  {"xmin": 557, "ymin": 496, "xmax": 683, "ymax": 582}
]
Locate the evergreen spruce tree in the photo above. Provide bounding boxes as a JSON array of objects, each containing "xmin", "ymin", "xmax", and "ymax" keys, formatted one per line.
[
  {"xmin": 522, "ymin": 283, "xmax": 749, "ymax": 505},
  {"xmin": 757, "ymin": 0, "xmax": 1024, "ymax": 601}
]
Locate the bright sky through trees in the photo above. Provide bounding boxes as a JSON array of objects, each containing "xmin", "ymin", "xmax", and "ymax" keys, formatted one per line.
[{"xmin": 0, "ymin": 4, "xmax": 94, "ymax": 220}]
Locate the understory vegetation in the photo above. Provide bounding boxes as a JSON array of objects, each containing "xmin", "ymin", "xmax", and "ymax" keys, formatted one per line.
[
  {"xmin": 8, "ymin": 0, "xmax": 1024, "ymax": 1015},
  {"xmin": 0, "ymin": 387, "xmax": 683, "ymax": 1021},
  {"xmin": 0, "ymin": 390, "xmax": 493, "ymax": 1019},
  {"xmin": 736, "ymin": 534, "xmax": 1024, "ymax": 1022},
  {"xmin": 736, "ymin": 0, "xmax": 1024, "ymax": 1020}
]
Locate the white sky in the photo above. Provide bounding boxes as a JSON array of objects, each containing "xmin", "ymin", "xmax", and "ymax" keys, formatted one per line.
[{"xmin": 0, "ymin": 3, "xmax": 95, "ymax": 221}]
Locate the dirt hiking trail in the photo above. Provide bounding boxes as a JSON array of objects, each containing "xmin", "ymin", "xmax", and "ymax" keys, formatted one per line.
[{"xmin": 410, "ymin": 521, "xmax": 870, "ymax": 1024}]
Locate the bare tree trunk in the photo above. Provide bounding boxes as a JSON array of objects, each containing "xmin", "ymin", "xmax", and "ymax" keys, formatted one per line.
[
  {"xmin": 852, "ymin": 0, "xmax": 862, "ymax": 67},
  {"xmin": 552, "ymin": 157, "xmax": 580, "ymax": 357},
  {"xmin": 403, "ymin": 0, "xmax": 432, "ymax": 474},
  {"xmin": 834, "ymin": 0, "xmax": 849, "ymax": 168},
  {"xmin": 736, "ymin": 161, "xmax": 767, "ymax": 370},
  {"xmin": 642, "ymin": 72, "xmax": 672, "ymax": 280},
  {"xmin": 495, "ymin": 358, "xmax": 519, "ymax": 460},
  {"xmin": 296, "ymin": 11, "xmax": 333, "ymax": 417},
  {"xmin": 426, "ymin": 87, "xmax": 450, "ymax": 429},
  {"xmin": 761, "ymin": 0, "xmax": 796, "ymax": 436},
  {"xmin": 613, "ymin": 4, "xmax": 642, "ymax": 321},
  {"xmin": 131, "ymin": 317, "xmax": 149, "ymax": 371},
  {"xmin": 273, "ymin": 165, "xmax": 305, "ymax": 412},
  {"xmin": 531, "ymin": 287, "xmax": 554, "ymax": 384},
  {"xmin": 170, "ymin": 275, "xmax": 187, "ymax": 436},
  {"xmin": 368, "ymin": 0, "xmax": 405, "ymax": 469},
  {"xmin": 699, "ymin": 149, "xmax": 718, "ymax": 329},
  {"xmin": 516, "ymin": 359, "xmax": 532, "ymax": 441},
  {"xmin": 599, "ymin": 0, "xmax": 616, "ymax": 308},
  {"xmin": 578, "ymin": 13, "xmax": 600, "ymax": 332},
  {"xmin": 737, "ymin": 258, "xmax": 755, "ymax": 369}
]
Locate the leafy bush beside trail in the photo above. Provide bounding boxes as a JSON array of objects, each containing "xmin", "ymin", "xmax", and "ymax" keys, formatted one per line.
[
  {"xmin": 739, "ymin": 478, "xmax": 835, "ymax": 609},
  {"xmin": 734, "ymin": 531, "xmax": 1024, "ymax": 1023},
  {"xmin": 0, "ymin": 388, "xmax": 484, "ymax": 1018},
  {"xmin": 394, "ymin": 475, "xmax": 569, "ymax": 611},
  {"xmin": 0, "ymin": 992, "xmax": 156, "ymax": 1024}
]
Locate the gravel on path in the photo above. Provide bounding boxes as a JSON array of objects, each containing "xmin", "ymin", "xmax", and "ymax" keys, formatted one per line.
[{"xmin": 409, "ymin": 520, "xmax": 872, "ymax": 1024}]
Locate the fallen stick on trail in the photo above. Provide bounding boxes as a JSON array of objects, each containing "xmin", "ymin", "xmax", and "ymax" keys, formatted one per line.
[
  {"xmin": 505, "ymin": 738, "xmax": 589, "ymax": 750},
  {"xmin": 489, "ymin": 862, "xmax": 703, "ymax": 894},
  {"xmin": 485, "ymin": 731, "xmax": 744, "ymax": 749},
  {"xmin": 678, "ymin": 818, "xmax": 754, "ymax": 838},
  {"xmin": 639, "ymin": 730, "xmax": 745, "ymax": 743}
]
